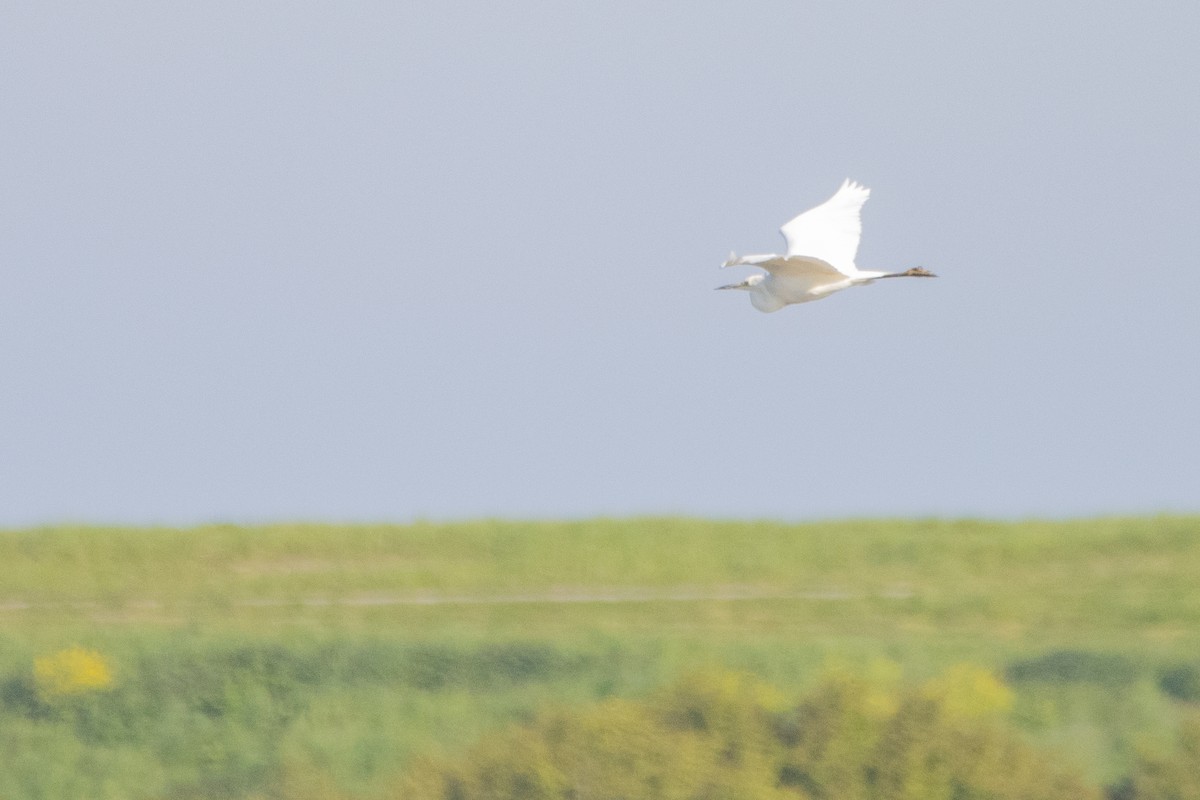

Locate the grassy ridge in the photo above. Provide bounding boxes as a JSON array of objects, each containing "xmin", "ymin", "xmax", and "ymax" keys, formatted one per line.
[
  {"xmin": 1, "ymin": 517, "xmax": 1199, "ymax": 798},
  {"xmin": 4, "ymin": 517, "xmax": 1198, "ymax": 634}
]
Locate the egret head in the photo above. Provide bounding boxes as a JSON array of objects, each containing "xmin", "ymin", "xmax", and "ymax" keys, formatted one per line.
[{"xmin": 715, "ymin": 274, "xmax": 765, "ymax": 292}]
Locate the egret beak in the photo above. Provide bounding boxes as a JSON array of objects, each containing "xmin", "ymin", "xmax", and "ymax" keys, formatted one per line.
[{"xmin": 715, "ymin": 282, "xmax": 744, "ymax": 291}]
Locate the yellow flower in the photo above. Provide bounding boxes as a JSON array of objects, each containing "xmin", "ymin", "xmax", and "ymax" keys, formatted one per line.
[
  {"xmin": 923, "ymin": 663, "xmax": 1013, "ymax": 720},
  {"xmin": 33, "ymin": 646, "xmax": 114, "ymax": 699}
]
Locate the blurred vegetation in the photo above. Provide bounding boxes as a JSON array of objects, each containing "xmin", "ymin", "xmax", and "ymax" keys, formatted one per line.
[
  {"xmin": 400, "ymin": 669, "xmax": 1098, "ymax": 800},
  {"xmin": 1006, "ymin": 650, "xmax": 1141, "ymax": 686},
  {"xmin": 33, "ymin": 645, "xmax": 115, "ymax": 699},
  {"xmin": 0, "ymin": 516, "xmax": 1197, "ymax": 798},
  {"xmin": 1157, "ymin": 662, "xmax": 1200, "ymax": 703}
]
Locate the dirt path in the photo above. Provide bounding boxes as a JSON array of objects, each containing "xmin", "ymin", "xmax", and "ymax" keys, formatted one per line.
[{"xmin": 0, "ymin": 586, "xmax": 914, "ymax": 615}]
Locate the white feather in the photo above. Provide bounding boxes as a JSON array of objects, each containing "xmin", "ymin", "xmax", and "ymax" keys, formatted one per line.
[{"xmin": 779, "ymin": 178, "xmax": 870, "ymax": 276}]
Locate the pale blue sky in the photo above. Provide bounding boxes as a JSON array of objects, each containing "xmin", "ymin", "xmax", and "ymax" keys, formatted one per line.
[{"xmin": 3, "ymin": 2, "xmax": 1198, "ymax": 525}]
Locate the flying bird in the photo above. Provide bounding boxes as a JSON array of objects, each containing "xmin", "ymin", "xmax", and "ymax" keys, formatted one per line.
[{"xmin": 718, "ymin": 179, "xmax": 935, "ymax": 312}]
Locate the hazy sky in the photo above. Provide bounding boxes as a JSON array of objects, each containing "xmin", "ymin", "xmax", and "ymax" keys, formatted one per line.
[{"xmin": 3, "ymin": 2, "xmax": 1198, "ymax": 526}]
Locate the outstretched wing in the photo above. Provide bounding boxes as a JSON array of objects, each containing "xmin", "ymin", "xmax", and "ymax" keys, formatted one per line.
[{"xmin": 779, "ymin": 179, "xmax": 870, "ymax": 276}]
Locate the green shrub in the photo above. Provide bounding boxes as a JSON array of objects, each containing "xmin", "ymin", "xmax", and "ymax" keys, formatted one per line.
[
  {"xmin": 1006, "ymin": 650, "xmax": 1140, "ymax": 686},
  {"xmin": 0, "ymin": 674, "xmax": 49, "ymax": 719},
  {"xmin": 1158, "ymin": 663, "xmax": 1200, "ymax": 703},
  {"xmin": 399, "ymin": 642, "xmax": 586, "ymax": 690}
]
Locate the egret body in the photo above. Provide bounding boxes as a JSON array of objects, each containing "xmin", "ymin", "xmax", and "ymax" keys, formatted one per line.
[{"xmin": 718, "ymin": 180, "xmax": 935, "ymax": 312}]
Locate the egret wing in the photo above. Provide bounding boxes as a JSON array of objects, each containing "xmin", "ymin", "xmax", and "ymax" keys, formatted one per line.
[
  {"xmin": 757, "ymin": 255, "xmax": 842, "ymax": 280},
  {"xmin": 779, "ymin": 179, "xmax": 870, "ymax": 276}
]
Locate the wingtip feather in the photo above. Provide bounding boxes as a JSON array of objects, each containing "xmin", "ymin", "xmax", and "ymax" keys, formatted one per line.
[{"xmin": 841, "ymin": 178, "xmax": 870, "ymax": 198}]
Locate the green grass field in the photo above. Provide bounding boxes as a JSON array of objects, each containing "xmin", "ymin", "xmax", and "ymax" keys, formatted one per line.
[{"xmin": 2, "ymin": 517, "xmax": 1198, "ymax": 798}]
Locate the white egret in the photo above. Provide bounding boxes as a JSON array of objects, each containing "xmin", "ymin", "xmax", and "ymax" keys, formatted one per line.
[{"xmin": 718, "ymin": 179, "xmax": 935, "ymax": 312}]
